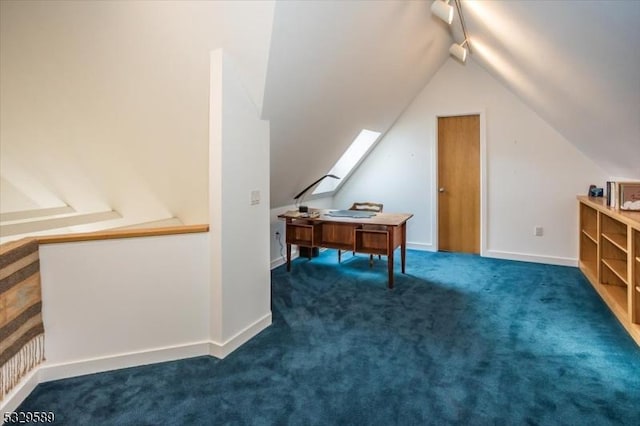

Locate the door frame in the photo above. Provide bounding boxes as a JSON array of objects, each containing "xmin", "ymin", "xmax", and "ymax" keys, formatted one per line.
[{"xmin": 431, "ymin": 109, "xmax": 487, "ymax": 256}]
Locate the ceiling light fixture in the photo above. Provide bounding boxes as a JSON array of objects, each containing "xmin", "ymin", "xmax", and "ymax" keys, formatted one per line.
[
  {"xmin": 431, "ymin": 0, "xmax": 454, "ymax": 25},
  {"xmin": 449, "ymin": 0, "xmax": 472, "ymax": 63},
  {"xmin": 449, "ymin": 39, "xmax": 468, "ymax": 62}
]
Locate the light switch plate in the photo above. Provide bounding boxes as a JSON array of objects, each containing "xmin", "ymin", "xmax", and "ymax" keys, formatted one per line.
[{"xmin": 251, "ymin": 190, "xmax": 260, "ymax": 205}]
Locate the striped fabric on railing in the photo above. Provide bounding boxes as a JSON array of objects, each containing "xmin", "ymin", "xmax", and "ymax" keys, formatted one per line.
[{"xmin": 0, "ymin": 238, "xmax": 45, "ymax": 400}]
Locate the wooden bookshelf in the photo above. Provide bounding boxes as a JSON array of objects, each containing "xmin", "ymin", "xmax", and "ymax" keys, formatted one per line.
[
  {"xmin": 633, "ymin": 228, "xmax": 640, "ymax": 324},
  {"xmin": 578, "ymin": 196, "xmax": 640, "ymax": 346},
  {"xmin": 579, "ymin": 202, "xmax": 598, "ymax": 281}
]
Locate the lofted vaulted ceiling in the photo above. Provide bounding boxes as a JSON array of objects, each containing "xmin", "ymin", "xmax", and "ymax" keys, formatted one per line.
[
  {"xmin": 263, "ymin": 0, "xmax": 452, "ymax": 207},
  {"xmin": 265, "ymin": 0, "xmax": 640, "ymax": 208},
  {"xmin": 1, "ymin": 1, "xmax": 637, "ymax": 225}
]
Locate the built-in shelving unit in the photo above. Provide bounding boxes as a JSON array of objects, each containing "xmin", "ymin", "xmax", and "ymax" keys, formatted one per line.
[
  {"xmin": 578, "ymin": 196, "xmax": 640, "ymax": 346},
  {"xmin": 633, "ymin": 228, "xmax": 640, "ymax": 324},
  {"xmin": 579, "ymin": 201, "xmax": 598, "ymax": 282}
]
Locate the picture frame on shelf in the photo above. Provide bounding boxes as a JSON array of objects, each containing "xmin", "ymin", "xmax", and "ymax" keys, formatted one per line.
[{"xmin": 618, "ymin": 182, "xmax": 640, "ymax": 211}]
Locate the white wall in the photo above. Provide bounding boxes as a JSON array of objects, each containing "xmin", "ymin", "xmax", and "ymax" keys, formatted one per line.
[
  {"xmin": 0, "ymin": 178, "xmax": 39, "ymax": 213},
  {"xmin": 38, "ymin": 233, "xmax": 210, "ymax": 381},
  {"xmin": 210, "ymin": 50, "xmax": 271, "ymax": 345},
  {"xmin": 335, "ymin": 58, "xmax": 609, "ymax": 265},
  {"xmin": 3, "ymin": 47, "xmax": 274, "ymax": 414},
  {"xmin": 0, "ymin": 1, "xmax": 274, "ymax": 226}
]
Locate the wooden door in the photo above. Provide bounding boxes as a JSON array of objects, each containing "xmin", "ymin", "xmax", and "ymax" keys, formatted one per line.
[{"xmin": 437, "ymin": 115, "xmax": 480, "ymax": 253}]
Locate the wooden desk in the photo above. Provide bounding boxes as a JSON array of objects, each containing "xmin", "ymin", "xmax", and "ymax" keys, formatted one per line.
[{"xmin": 278, "ymin": 210, "xmax": 413, "ymax": 289}]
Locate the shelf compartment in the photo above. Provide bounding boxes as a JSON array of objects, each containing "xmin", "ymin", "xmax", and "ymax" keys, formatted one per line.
[
  {"xmin": 580, "ymin": 203, "xmax": 598, "ymax": 242},
  {"xmin": 600, "ymin": 236, "xmax": 627, "ymax": 286},
  {"xmin": 579, "ymin": 260, "xmax": 597, "ymax": 285},
  {"xmin": 601, "ymin": 283, "xmax": 629, "ymax": 318},
  {"xmin": 286, "ymin": 221, "xmax": 321, "ymax": 247},
  {"xmin": 601, "ymin": 232, "xmax": 628, "ymax": 252},
  {"xmin": 601, "ymin": 214, "xmax": 627, "ymax": 245},
  {"xmin": 580, "ymin": 232, "xmax": 597, "ymax": 277},
  {"xmin": 581, "ymin": 229, "xmax": 597, "ymax": 244},
  {"xmin": 633, "ymin": 229, "xmax": 640, "ymax": 323},
  {"xmin": 600, "ymin": 234, "xmax": 628, "ymax": 262},
  {"xmin": 601, "ymin": 259, "xmax": 628, "ymax": 286},
  {"xmin": 354, "ymin": 227, "xmax": 389, "ymax": 255}
]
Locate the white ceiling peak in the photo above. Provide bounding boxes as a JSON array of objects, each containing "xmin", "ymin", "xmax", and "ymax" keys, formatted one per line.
[{"xmin": 264, "ymin": 0, "xmax": 452, "ymax": 207}]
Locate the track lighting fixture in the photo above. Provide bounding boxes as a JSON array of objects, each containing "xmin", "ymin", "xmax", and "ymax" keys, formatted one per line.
[
  {"xmin": 431, "ymin": 0, "xmax": 472, "ymax": 63},
  {"xmin": 449, "ymin": 39, "xmax": 468, "ymax": 62},
  {"xmin": 431, "ymin": 0, "xmax": 453, "ymax": 25}
]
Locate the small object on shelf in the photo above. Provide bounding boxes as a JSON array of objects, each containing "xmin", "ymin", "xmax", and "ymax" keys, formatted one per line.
[
  {"xmin": 589, "ymin": 186, "xmax": 603, "ymax": 197},
  {"xmin": 619, "ymin": 182, "xmax": 640, "ymax": 211}
]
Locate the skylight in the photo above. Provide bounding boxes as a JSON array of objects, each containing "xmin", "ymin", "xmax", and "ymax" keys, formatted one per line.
[{"xmin": 313, "ymin": 129, "xmax": 381, "ymax": 195}]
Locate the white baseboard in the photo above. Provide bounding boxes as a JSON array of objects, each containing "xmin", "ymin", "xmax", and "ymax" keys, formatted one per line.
[
  {"xmin": 0, "ymin": 369, "xmax": 39, "ymax": 417},
  {"xmin": 39, "ymin": 341, "xmax": 211, "ymax": 383},
  {"xmin": 2, "ymin": 313, "xmax": 273, "ymax": 414},
  {"xmin": 485, "ymin": 249, "xmax": 577, "ymax": 267},
  {"xmin": 209, "ymin": 312, "xmax": 272, "ymax": 359},
  {"xmin": 271, "ymin": 250, "xmax": 299, "ymax": 270},
  {"xmin": 406, "ymin": 242, "xmax": 434, "ymax": 251}
]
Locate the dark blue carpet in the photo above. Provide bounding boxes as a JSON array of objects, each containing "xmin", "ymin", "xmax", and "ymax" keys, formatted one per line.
[{"xmin": 16, "ymin": 250, "xmax": 640, "ymax": 425}]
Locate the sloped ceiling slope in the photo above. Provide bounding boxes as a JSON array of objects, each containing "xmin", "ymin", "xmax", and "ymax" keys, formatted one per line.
[
  {"xmin": 463, "ymin": 0, "xmax": 639, "ymax": 178},
  {"xmin": 264, "ymin": 0, "xmax": 451, "ymax": 207},
  {"xmin": 0, "ymin": 1, "xmax": 274, "ymax": 225}
]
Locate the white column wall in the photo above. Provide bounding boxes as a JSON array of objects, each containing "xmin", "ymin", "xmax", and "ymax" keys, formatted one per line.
[
  {"xmin": 209, "ymin": 50, "xmax": 271, "ymax": 350},
  {"xmin": 334, "ymin": 58, "xmax": 609, "ymax": 265}
]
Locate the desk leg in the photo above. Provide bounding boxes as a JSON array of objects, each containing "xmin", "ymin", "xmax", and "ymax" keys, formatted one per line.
[
  {"xmin": 387, "ymin": 227, "xmax": 395, "ymax": 290},
  {"xmin": 401, "ymin": 222, "xmax": 407, "ymax": 274},
  {"xmin": 286, "ymin": 243, "xmax": 292, "ymax": 272}
]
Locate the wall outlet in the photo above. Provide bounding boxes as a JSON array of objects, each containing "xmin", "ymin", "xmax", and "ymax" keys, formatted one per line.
[{"xmin": 534, "ymin": 226, "xmax": 543, "ymax": 237}]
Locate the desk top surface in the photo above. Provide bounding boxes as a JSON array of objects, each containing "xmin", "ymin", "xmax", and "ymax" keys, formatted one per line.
[{"xmin": 278, "ymin": 210, "xmax": 413, "ymax": 226}]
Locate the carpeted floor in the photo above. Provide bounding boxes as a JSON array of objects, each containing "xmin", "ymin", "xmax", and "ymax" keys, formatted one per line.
[{"xmin": 16, "ymin": 250, "xmax": 640, "ymax": 425}]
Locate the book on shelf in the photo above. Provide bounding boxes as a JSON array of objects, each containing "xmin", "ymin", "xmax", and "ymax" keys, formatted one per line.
[
  {"xmin": 611, "ymin": 181, "xmax": 617, "ymax": 208},
  {"xmin": 605, "ymin": 181, "xmax": 640, "ymax": 211}
]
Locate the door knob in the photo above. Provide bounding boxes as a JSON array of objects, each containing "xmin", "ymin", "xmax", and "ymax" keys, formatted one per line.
[{"xmin": 439, "ymin": 187, "xmax": 445, "ymax": 193}]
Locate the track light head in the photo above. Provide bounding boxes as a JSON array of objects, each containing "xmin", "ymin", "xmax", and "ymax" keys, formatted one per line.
[
  {"xmin": 431, "ymin": 0, "xmax": 454, "ymax": 25},
  {"xmin": 449, "ymin": 39, "xmax": 468, "ymax": 62}
]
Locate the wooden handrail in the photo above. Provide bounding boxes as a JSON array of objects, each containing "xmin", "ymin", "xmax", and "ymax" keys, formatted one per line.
[{"xmin": 36, "ymin": 224, "xmax": 209, "ymax": 245}]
